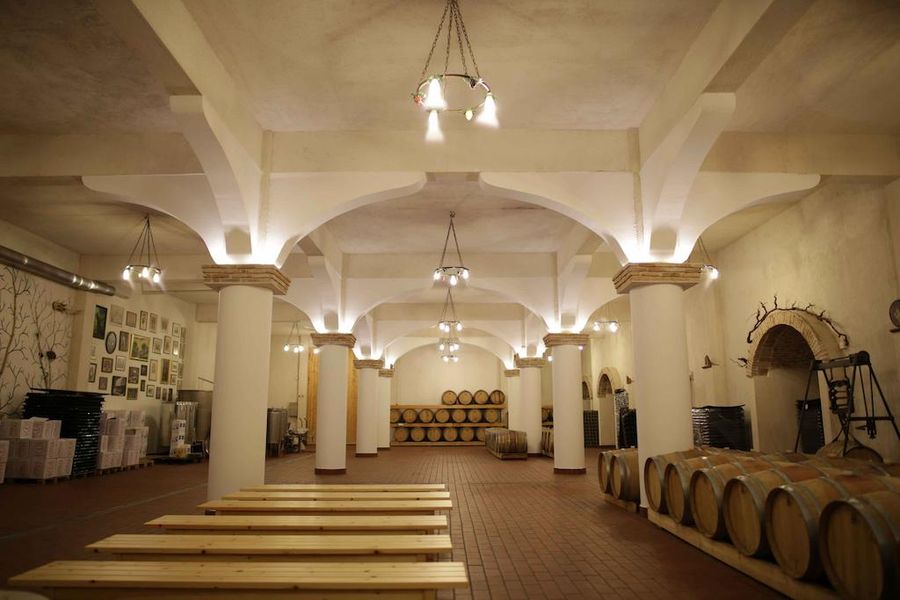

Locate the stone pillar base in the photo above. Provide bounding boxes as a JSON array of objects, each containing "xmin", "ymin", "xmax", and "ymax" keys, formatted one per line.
[{"xmin": 354, "ymin": 452, "xmax": 378, "ymax": 457}]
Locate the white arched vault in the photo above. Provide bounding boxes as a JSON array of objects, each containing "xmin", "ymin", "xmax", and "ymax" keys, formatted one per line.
[{"xmin": 384, "ymin": 337, "xmax": 514, "ymax": 369}]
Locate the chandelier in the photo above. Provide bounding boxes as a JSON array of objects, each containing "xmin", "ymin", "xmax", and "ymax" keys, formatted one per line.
[
  {"xmin": 433, "ymin": 211, "xmax": 469, "ymax": 286},
  {"xmin": 438, "ymin": 289, "xmax": 462, "ymax": 363},
  {"xmin": 281, "ymin": 322, "xmax": 305, "ymax": 354},
  {"xmin": 413, "ymin": 0, "xmax": 497, "ymax": 142},
  {"xmin": 122, "ymin": 215, "xmax": 163, "ymax": 284}
]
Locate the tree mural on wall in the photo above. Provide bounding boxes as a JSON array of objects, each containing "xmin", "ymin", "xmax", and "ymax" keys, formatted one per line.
[{"xmin": 0, "ymin": 266, "xmax": 73, "ymax": 416}]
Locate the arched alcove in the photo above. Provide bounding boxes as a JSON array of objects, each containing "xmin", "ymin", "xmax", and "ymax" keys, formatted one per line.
[
  {"xmin": 392, "ymin": 343, "xmax": 502, "ymax": 406},
  {"xmin": 596, "ymin": 368, "xmax": 622, "ymax": 447}
]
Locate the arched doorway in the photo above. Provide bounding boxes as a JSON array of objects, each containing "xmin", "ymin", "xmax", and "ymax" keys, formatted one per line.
[{"xmin": 597, "ymin": 368, "xmax": 623, "ymax": 447}]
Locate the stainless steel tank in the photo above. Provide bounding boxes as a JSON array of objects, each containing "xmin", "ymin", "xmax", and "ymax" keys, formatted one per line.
[
  {"xmin": 178, "ymin": 390, "xmax": 213, "ymax": 441},
  {"xmin": 267, "ymin": 408, "xmax": 288, "ymax": 444},
  {"xmin": 159, "ymin": 401, "xmax": 176, "ymax": 448}
]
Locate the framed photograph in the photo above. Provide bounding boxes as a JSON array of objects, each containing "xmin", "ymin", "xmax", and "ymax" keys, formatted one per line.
[
  {"xmin": 125, "ymin": 311, "xmax": 137, "ymax": 328},
  {"xmin": 163, "ymin": 336, "xmax": 172, "ymax": 355},
  {"xmin": 109, "ymin": 304, "xmax": 124, "ymax": 326},
  {"xmin": 152, "ymin": 338, "xmax": 162, "ymax": 354},
  {"xmin": 118, "ymin": 330, "xmax": 130, "ymax": 352},
  {"xmin": 98, "ymin": 376, "xmax": 109, "ymax": 391},
  {"xmin": 100, "ymin": 357, "xmax": 113, "ymax": 373},
  {"xmin": 140, "ymin": 364, "xmax": 148, "ymax": 377},
  {"xmin": 130, "ymin": 334, "xmax": 150, "ymax": 362},
  {"xmin": 139, "ymin": 310, "xmax": 148, "ymax": 331},
  {"xmin": 149, "ymin": 359, "xmax": 158, "ymax": 382},
  {"xmin": 155, "ymin": 387, "xmax": 162, "ymax": 400},
  {"xmin": 146, "ymin": 384, "xmax": 155, "ymax": 398},
  {"xmin": 92, "ymin": 305, "xmax": 108, "ymax": 340},
  {"xmin": 88, "ymin": 363, "xmax": 97, "ymax": 383},
  {"xmin": 167, "ymin": 388, "xmax": 174, "ymax": 402},
  {"xmin": 115, "ymin": 356, "xmax": 126, "ymax": 372},
  {"xmin": 127, "ymin": 366, "xmax": 139, "ymax": 384},
  {"xmin": 161, "ymin": 316, "xmax": 170, "ymax": 331},
  {"xmin": 126, "ymin": 387, "xmax": 138, "ymax": 400},
  {"xmin": 173, "ymin": 339, "xmax": 180, "ymax": 357},
  {"xmin": 140, "ymin": 380, "xmax": 146, "ymax": 392},
  {"xmin": 161, "ymin": 358, "xmax": 171, "ymax": 383},
  {"xmin": 90, "ymin": 345, "xmax": 96, "ymax": 359},
  {"xmin": 149, "ymin": 313, "xmax": 158, "ymax": 333},
  {"xmin": 105, "ymin": 331, "xmax": 117, "ymax": 354},
  {"xmin": 111, "ymin": 376, "xmax": 127, "ymax": 396},
  {"xmin": 173, "ymin": 323, "xmax": 181, "ymax": 338}
]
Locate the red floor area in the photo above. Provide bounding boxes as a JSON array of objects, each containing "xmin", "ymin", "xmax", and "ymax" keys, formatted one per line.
[{"xmin": 0, "ymin": 447, "xmax": 782, "ymax": 599}]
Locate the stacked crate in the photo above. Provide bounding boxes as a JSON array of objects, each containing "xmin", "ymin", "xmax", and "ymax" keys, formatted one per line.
[
  {"xmin": 99, "ymin": 410, "xmax": 149, "ymax": 468},
  {"xmin": 0, "ymin": 418, "xmax": 76, "ymax": 481}
]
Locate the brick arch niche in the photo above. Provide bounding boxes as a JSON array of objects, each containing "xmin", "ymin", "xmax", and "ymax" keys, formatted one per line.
[{"xmin": 748, "ymin": 310, "xmax": 842, "ymax": 377}]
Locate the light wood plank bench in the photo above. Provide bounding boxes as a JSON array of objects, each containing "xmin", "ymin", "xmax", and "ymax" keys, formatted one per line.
[
  {"xmin": 200, "ymin": 499, "xmax": 452, "ymax": 516},
  {"xmin": 88, "ymin": 533, "xmax": 452, "ymax": 562},
  {"xmin": 244, "ymin": 483, "xmax": 447, "ymax": 492},
  {"xmin": 223, "ymin": 490, "xmax": 451, "ymax": 501},
  {"xmin": 10, "ymin": 560, "xmax": 468, "ymax": 599},
  {"xmin": 146, "ymin": 514, "xmax": 449, "ymax": 535}
]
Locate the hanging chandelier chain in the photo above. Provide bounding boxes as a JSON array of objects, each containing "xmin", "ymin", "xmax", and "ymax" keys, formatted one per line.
[
  {"xmin": 420, "ymin": 0, "xmax": 450, "ymax": 79},
  {"xmin": 147, "ymin": 216, "xmax": 161, "ymax": 268},
  {"xmin": 419, "ymin": 0, "xmax": 480, "ymax": 80},
  {"xmin": 125, "ymin": 219, "xmax": 145, "ymax": 265},
  {"xmin": 449, "ymin": 216, "xmax": 464, "ymax": 266},
  {"xmin": 451, "ymin": 3, "xmax": 469, "ymax": 77},
  {"xmin": 452, "ymin": 0, "xmax": 480, "ymax": 79}
]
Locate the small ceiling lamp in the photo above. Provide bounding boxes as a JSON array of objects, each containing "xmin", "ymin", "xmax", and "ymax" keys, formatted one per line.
[
  {"xmin": 413, "ymin": 0, "xmax": 497, "ymax": 142},
  {"xmin": 122, "ymin": 215, "xmax": 163, "ymax": 284},
  {"xmin": 698, "ymin": 237, "xmax": 719, "ymax": 280},
  {"xmin": 592, "ymin": 320, "xmax": 619, "ymax": 333},
  {"xmin": 282, "ymin": 322, "xmax": 305, "ymax": 354},
  {"xmin": 433, "ymin": 211, "xmax": 469, "ymax": 286}
]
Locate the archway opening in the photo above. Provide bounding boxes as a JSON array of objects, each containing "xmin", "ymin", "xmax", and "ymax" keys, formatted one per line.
[{"xmin": 597, "ymin": 374, "xmax": 617, "ymax": 447}]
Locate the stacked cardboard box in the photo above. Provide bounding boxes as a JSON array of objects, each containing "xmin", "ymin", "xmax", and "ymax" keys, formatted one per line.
[
  {"xmin": 0, "ymin": 418, "xmax": 75, "ymax": 480},
  {"xmin": 0, "ymin": 439, "xmax": 8, "ymax": 484},
  {"xmin": 98, "ymin": 410, "xmax": 148, "ymax": 469},
  {"xmin": 170, "ymin": 419, "xmax": 188, "ymax": 458},
  {"xmin": 123, "ymin": 426, "xmax": 149, "ymax": 466}
]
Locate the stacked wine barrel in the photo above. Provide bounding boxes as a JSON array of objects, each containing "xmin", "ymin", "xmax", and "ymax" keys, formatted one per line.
[
  {"xmin": 638, "ymin": 444, "xmax": 900, "ymax": 599},
  {"xmin": 598, "ymin": 448, "xmax": 640, "ymax": 503},
  {"xmin": 390, "ymin": 389, "xmax": 506, "ymax": 445},
  {"xmin": 484, "ymin": 428, "xmax": 527, "ymax": 459}
]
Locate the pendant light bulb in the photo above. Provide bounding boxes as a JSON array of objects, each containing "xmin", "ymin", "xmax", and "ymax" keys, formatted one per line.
[
  {"xmin": 152, "ymin": 271, "xmax": 161, "ymax": 284},
  {"xmin": 442, "ymin": 355, "xmax": 449, "ymax": 363},
  {"xmin": 122, "ymin": 267, "xmax": 131, "ymax": 281},
  {"xmin": 433, "ymin": 270, "xmax": 441, "ymax": 281},
  {"xmin": 283, "ymin": 344, "xmax": 290, "ymax": 352},
  {"xmin": 140, "ymin": 266, "xmax": 149, "ymax": 279},
  {"xmin": 464, "ymin": 109, "xmax": 473, "ymax": 121},
  {"xmin": 461, "ymin": 269, "xmax": 469, "ymax": 280},
  {"xmin": 452, "ymin": 355, "xmax": 459, "ymax": 363},
  {"xmin": 455, "ymin": 322, "xmax": 462, "ymax": 332},
  {"xmin": 423, "ymin": 77, "xmax": 446, "ymax": 110},
  {"xmin": 438, "ymin": 343, "xmax": 445, "ymax": 352},
  {"xmin": 293, "ymin": 345, "xmax": 301, "ymax": 353},
  {"xmin": 592, "ymin": 322, "xmax": 600, "ymax": 332},
  {"xmin": 449, "ymin": 274, "xmax": 458, "ymax": 286},
  {"xmin": 426, "ymin": 110, "xmax": 444, "ymax": 142},
  {"xmin": 476, "ymin": 93, "xmax": 498, "ymax": 127},
  {"xmin": 609, "ymin": 321, "xmax": 619, "ymax": 333}
]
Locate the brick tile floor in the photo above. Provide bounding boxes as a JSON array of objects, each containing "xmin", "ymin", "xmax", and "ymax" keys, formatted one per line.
[{"xmin": 0, "ymin": 447, "xmax": 783, "ymax": 599}]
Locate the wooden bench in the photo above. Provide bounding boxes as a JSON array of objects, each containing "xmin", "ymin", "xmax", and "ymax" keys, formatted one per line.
[
  {"xmin": 200, "ymin": 499, "xmax": 452, "ymax": 516},
  {"xmin": 88, "ymin": 533, "xmax": 452, "ymax": 562},
  {"xmin": 146, "ymin": 514, "xmax": 449, "ymax": 535},
  {"xmin": 243, "ymin": 483, "xmax": 447, "ymax": 492},
  {"xmin": 222, "ymin": 490, "xmax": 451, "ymax": 501},
  {"xmin": 10, "ymin": 560, "xmax": 468, "ymax": 599}
]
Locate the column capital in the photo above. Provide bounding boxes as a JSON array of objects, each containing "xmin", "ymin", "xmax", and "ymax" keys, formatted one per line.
[
  {"xmin": 378, "ymin": 368, "xmax": 395, "ymax": 378},
  {"xmin": 504, "ymin": 369, "xmax": 520, "ymax": 377},
  {"xmin": 515, "ymin": 356, "xmax": 547, "ymax": 369},
  {"xmin": 202, "ymin": 264, "xmax": 290, "ymax": 295},
  {"xmin": 311, "ymin": 333, "xmax": 357, "ymax": 348},
  {"xmin": 612, "ymin": 262, "xmax": 702, "ymax": 294},
  {"xmin": 542, "ymin": 333, "xmax": 589, "ymax": 348},
  {"xmin": 354, "ymin": 358, "xmax": 384, "ymax": 370}
]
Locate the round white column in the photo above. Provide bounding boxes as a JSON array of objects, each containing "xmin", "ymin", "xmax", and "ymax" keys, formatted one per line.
[
  {"xmin": 377, "ymin": 368, "xmax": 394, "ymax": 449},
  {"xmin": 544, "ymin": 334, "xmax": 589, "ymax": 473},
  {"xmin": 354, "ymin": 359, "xmax": 383, "ymax": 457},
  {"xmin": 516, "ymin": 357, "xmax": 546, "ymax": 455},
  {"xmin": 203, "ymin": 265, "xmax": 288, "ymax": 501},
  {"xmin": 311, "ymin": 333, "xmax": 356, "ymax": 474},
  {"xmin": 614, "ymin": 262, "xmax": 701, "ymax": 505},
  {"xmin": 503, "ymin": 369, "xmax": 521, "ymax": 430}
]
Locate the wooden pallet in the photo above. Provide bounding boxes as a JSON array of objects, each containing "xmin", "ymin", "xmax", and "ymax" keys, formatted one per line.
[
  {"xmin": 8, "ymin": 475, "xmax": 70, "ymax": 485},
  {"xmin": 486, "ymin": 447, "xmax": 526, "ymax": 460},
  {"xmin": 648, "ymin": 510, "xmax": 838, "ymax": 600},
  {"xmin": 600, "ymin": 492, "xmax": 639, "ymax": 513}
]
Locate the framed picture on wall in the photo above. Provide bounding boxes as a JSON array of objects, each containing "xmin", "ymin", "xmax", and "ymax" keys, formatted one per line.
[
  {"xmin": 149, "ymin": 359, "xmax": 158, "ymax": 382},
  {"xmin": 98, "ymin": 376, "xmax": 109, "ymax": 391},
  {"xmin": 111, "ymin": 376, "xmax": 127, "ymax": 396},
  {"xmin": 115, "ymin": 356, "xmax": 126, "ymax": 372},
  {"xmin": 163, "ymin": 336, "xmax": 172, "ymax": 354},
  {"xmin": 109, "ymin": 304, "xmax": 124, "ymax": 326},
  {"xmin": 126, "ymin": 311, "xmax": 137, "ymax": 328},
  {"xmin": 161, "ymin": 317, "xmax": 170, "ymax": 331},
  {"xmin": 130, "ymin": 334, "xmax": 151, "ymax": 362},
  {"xmin": 152, "ymin": 338, "xmax": 162, "ymax": 354},
  {"xmin": 173, "ymin": 323, "xmax": 181, "ymax": 338},
  {"xmin": 92, "ymin": 305, "xmax": 108, "ymax": 340},
  {"xmin": 101, "ymin": 357, "xmax": 113, "ymax": 373},
  {"xmin": 161, "ymin": 358, "xmax": 170, "ymax": 382},
  {"xmin": 140, "ymin": 380, "xmax": 145, "ymax": 392},
  {"xmin": 88, "ymin": 363, "xmax": 97, "ymax": 383},
  {"xmin": 146, "ymin": 384, "xmax": 155, "ymax": 398},
  {"xmin": 155, "ymin": 387, "xmax": 162, "ymax": 400},
  {"xmin": 127, "ymin": 366, "xmax": 139, "ymax": 384},
  {"xmin": 126, "ymin": 387, "xmax": 138, "ymax": 400},
  {"xmin": 140, "ymin": 364, "xmax": 148, "ymax": 377},
  {"xmin": 118, "ymin": 331, "xmax": 130, "ymax": 352},
  {"xmin": 139, "ymin": 310, "xmax": 148, "ymax": 331},
  {"xmin": 173, "ymin": 340, "xmax": 180, "ymax": 357},
  {"xmin": 149, "ymin": 313, "xmax": 158, "ymax": 333},
  {"xmin": 105, "ymin": 331, "xmax": 117, "ymax": 354}
]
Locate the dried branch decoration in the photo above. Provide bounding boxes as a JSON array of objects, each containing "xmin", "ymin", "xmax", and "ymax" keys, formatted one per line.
[{"xmin": 745, "ymin": 294, "xmax": 849, "ymax": 348}]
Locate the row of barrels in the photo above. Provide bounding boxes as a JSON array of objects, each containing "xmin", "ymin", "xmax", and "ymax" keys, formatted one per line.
[
  {"xmin": 441, "ymin": 389, "xmax": 505, "ymax": 405},
  {"xmin": 390, "ymin": 407, "xmax": 501, "ymax": 424},
  {"xmin": 393, "ymin": 426, "xmax": 485, "ymax": 443},
  {"xmin": 599, "ymin": 447, "xmax": 900, "ymax": 600}
]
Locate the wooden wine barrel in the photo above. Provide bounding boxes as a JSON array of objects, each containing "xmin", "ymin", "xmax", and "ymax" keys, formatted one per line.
[
  {"xmin": 389, "ymin": 409, "xmax": 401, "ymax": 424},
  {"xmin": 443, "ymin": 427, "xmax": 458, "ymax": 442},
  {"xmin": 643, "ymin": 448, "xmax": 707, "ymax": 514},
  {"xmin": 409, "ymin": 427, "xmax": 426, "ymax": 442},
  {"xmin": 483, "ymin": 408, "xmax": 500, "ymax": 423},
  {"xmin": 598, "ymin": 451, "xmax": 613, "ymax": 493},
  {"xmin": 441, "ymin": 390, "xmax": 458, "ymax": 405},
  {"xmin": 393, "ymin": 427, "xmax": 409, "ymax": 442},
  {"xmin": 458, "ymin": 427, "xmax": 475, "ymax": 442},
  {"xmin": 819, "ymin": 489, "xmax": 900, "ymax": 600},
  {"xmin": 817, "ymin": 439, "xmax": 883, "ymax": 463},
  {"xmin": 426, "ymin": 427, "xmax": 442, "ymax": 442},
  {"xmin": 485, "ymin": 428, "xmax": 527, "ymax": 456},
  {"xmin": 664, "ymin": 453, "xmax": 749, "ymax": 524},
  {"xmin": 765, "ymin": 474, "xmax": 899, "ymax": 580},
  {"xmin": 473, "ymin": 389, "xmax": 489, "ymax": 405},
  {"xmin": 418, "ymin": 408, "xmax": 434, "ymax": 423},
  {"xmin": 468, "ymin": 409, "xmax": 483, "ymax": 423},
  {"xmin": 722, "ymin": 462, "xmax": 835, "ymax": 557},
  {"xmin": 689, "ymin": 457, "xmax": 787, "ymax": 539},
  {"xmin": 451, "ymin": 409, "xmax": 467, "ymax": 423},
  {"xmin": 610, "ymin": 449, "xmax": 640, "ymax": 502},
  {"xmin": 401, "ymin": 408, "xmax": 418, "ymax": 423},
  {"xmin": 475, "ymin": 428, "xmax": 486, "ymax": 442},
  {"xmin": 541, "ymin": 428, "xmax": 553, "ymax": 456},
  {"xmin": 489, "ymin": 389, "xmax": 505, "ymax": 405},
  {"xmin": 457, "ymin": 390, "xmax": 473, "ymax": 405},
  {"xmin": 434, "ymin": 409, "xmax": 450, "ymax": 423}
]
